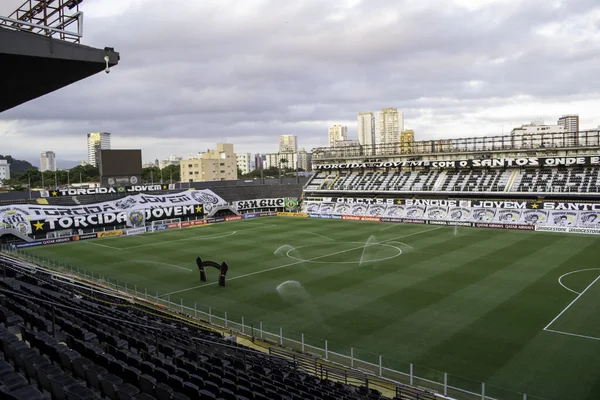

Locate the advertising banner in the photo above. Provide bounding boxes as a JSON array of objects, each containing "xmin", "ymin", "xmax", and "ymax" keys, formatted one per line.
[
  {"xmin": 41, "ymin": 183, "xmax": 177, "ymax": 197},
  {"xmin": 233, "ymin": 198, "xmax": 299, "ymax": 211},
  {"xmin": 276, "ymin": 212, "xmax": 308, "ymax": 218},
  {"xmin": 126, "ymin": 227, "xmax": 146, "ymax": 236},
  {"xmin": 315, "ymin": 156, "xmax": 600, "ymax": 171},
  {"xmin": 1, "ymin": 189, "xmax": 224, "ymax": 234},
  {"xmin": 97, "ymin": 230, "xmax": 124, "ymax": 238},
  {"xmin": 305, "ymin": 199, "xmax": 600, "ymax": 233},
  {"xmin": 29, "ymin": 204, "xmax": 203, "ymax": 233},
  {"xmin": 73, "ymin": 233, "xmax": 98, "ymax": 240}
]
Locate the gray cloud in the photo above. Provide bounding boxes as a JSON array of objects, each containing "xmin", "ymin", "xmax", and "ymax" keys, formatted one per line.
[{"xmin": 1, "ymin": 0, "xmax": 599, "ymax": 165}]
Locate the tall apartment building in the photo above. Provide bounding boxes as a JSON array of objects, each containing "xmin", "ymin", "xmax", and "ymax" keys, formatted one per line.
[
  {"xmin": 298, "ymin": 149, "xmax": 312, "ymax": 172},
  {"xmin": 328, "ymin": 125, "xmax": 348, "ymax": 146},
  {"xmin": 236, "ymin": 152, "xmax": 252, "ymax": 175},
  {"xmin": 557, "ymin": 114, "xmax": 579, "ymax": 133},
  {"xmin": 374, "ymin": 108, "xmax": 404, "ymax": 145},
  {"xmin": 180, "ymin": 143, "xmax": 238, "ymax": 183},
  {"xmin": 400, "ymin": 130, "xmax": 415, "ymax": 154},
  {"xmin": 254, "ymin": 154, "xmax": 266, "ymax": 170},
  {"xmin": 40, "ymin": 151, "xmax": 57, "ymax": 172},
  {"xmin": 357, "ymin": 112, "xmax": 375, "ymax": 147},
  {"xmin": 264, "ymin": 153, "xmax": 297, "ymax": 170},
  {"xmin": 87, "ymin": 132, "xmax": 111, "ymax": 167},
  {"xmin": 0, "ymin": 159, "xmax": 10, "ymax": 182},
  {"xmin": 264, "ymin": 150, "xmax": 312, "ymax": 172},
  {"xmin": 279, "ymin": 135, "xmax": 298, "ymax": 153}
]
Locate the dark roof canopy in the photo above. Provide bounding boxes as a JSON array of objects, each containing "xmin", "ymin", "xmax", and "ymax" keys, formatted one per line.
[{"xmin": 0, "ymin": 26, "xmax": 119, "ymax": 113}]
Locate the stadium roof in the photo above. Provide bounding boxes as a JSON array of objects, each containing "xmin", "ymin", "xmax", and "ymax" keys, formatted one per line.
[{"xmin": 0, "ymin": 25, "xmax": 119, "ymax": 113}]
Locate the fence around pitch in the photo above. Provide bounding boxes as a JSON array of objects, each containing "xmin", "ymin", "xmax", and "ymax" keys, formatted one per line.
[{"xmin": 2, "ymin": 248, "xmax": 545, "ymax": 400}]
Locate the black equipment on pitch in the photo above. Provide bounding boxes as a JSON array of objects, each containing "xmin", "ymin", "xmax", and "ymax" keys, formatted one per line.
[{"xmin": 196, "ymin": 257, "xmax": 228, "ymax": 286}]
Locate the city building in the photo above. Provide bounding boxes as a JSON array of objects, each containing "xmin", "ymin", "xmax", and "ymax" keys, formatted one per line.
[
  {"xmin": 374, "ymin": 107, "xmax": 404, "ymax": 145},
  {"xmin": 279, "ymin": 135, "xmax": 298, "ymax": 153},
  {"xmin": 413, "ymin": 139, "xmax": 452, "ymax": 154},
  {"xmin": 511, "ymin": 121, "xmax": 574, "ymax": 148},
  {"xmin": 236, "ymin": 152, "xmax": 252, "ymax": 175},
  {"xmin": 264, "ymin": 153, "xmax": 297, "ymax": 171},
  {"xmin": 254, "ymin": 154, "xmax": 266, "ymax": 170},
  {"xmin": 87, "ymin": 132, "xmax": 111, "ymax": 167},
  {"xmin": 357, "ymin": 112, "xmax": 375, "ymax": 147},
  {"xmin": 400, "ymin": 130, "xmax": 415, "ymax": 154},
  {"xmin": 328, "ymin": 125, "xmax": 348, "ymax": 146},
  {"xmin": 40, "ymin": 151, "xmax": 56, "ymax": 172},
  {"xmin": 0, "ymin": 159, "xmax": 10, "ymax": 182},
  {"xmin": 159, "ymin": 154, "xmax": 182, "ymax": 169},
  {"xmin": 298, "ymin": 149, "xmax": 313, "ymax": 172},
  {"xmin": 557, "ymin": 114, "xmax": 579, "ymax": 133},
  {"xmin": 180, "ymin": 143, "xmax": 238, "ymax": 183}
]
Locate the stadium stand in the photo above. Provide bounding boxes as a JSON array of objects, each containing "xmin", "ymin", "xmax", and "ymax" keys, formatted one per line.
[
  {"xmin": 510, "ymin": 167, "xmax": 600, "ymax": 193},
  {"xmin": 0, "ymin": 256, "xmax": 434, "ymax": 400},
  {"xmin": 210, "ymin": 184, "xmax": 303, "ymax": 202},
  {"xmin": 305, "ymin": 167, "xmax": 600, "ymax": 194}
]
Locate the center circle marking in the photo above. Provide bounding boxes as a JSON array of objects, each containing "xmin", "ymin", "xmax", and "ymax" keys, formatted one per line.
[{"xmin": 285, "ymin": 242, "xmax": 403, "ymax": 264}]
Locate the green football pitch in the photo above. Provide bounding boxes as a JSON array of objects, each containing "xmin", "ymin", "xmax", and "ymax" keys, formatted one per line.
[{"xmin": 19, "ymin": 217, "xmax": 600, "ymax": 400}]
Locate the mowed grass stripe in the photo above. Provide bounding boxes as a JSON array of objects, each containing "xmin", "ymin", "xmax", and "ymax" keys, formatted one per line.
[
  {"xmin": 409, "ymin": 236, "xmax": 600, "ymax": 396},
  {"xmin": 245, "ymin": 227, "xmax": 486, "ymax": 327},
  {"xmin": 314, "ymin": 231, "xmax": 536, "ymax": 352}
]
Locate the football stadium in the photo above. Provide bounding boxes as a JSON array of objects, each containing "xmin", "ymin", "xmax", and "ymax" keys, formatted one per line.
[{"xmin": 2, "ymin": 2, "xmax": 600, "ymax": 400}]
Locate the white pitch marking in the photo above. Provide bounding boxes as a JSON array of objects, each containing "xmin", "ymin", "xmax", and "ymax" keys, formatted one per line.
[
  {"xmin": 544, "ymin": 273, "xmax": 600, "ymax": 331},
  {"xmin": 300, "ymin": 231, "xmax": 335, "ymax": 241},
  {"xmin": 160, "ymin": 226, "xmax": 443, "ymax": 297},
  {"xmin": 285, "ymin": 242, "xmax": 403, "ymax": 264},
  {"xmin": 124, "ymin": 231, "xmax": 237, "ymax": 249},
  {"xmin": 544, "ymin": 329, "xmax": 600, "ymax": 342},
  {"xmin": 143, "ymin": 260, "xmax": 192, "ymax": 272},
  {"xmin": 82, "ymin": 241, "xmax": 122, "ymax": 250},
  {"xmin": 557, "ymin": 268, "xmax": 600, "ymax": 295}
]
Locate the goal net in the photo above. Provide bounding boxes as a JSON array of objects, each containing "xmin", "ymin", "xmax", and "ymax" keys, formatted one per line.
[{"xmin": 150, "ymin": 218, "xmax": 182, "ymax": 230}]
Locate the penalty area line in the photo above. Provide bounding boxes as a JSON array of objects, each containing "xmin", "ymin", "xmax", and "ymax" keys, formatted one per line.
[
  {"xmin": 159, "ymin": 226, "xmax": 443, "ymax": 298},
  {"xmin": 543, "ymin": 273, "xmax": 600, "ymax": 332},
  {"xmin": 544, "ymin": 329, "xmax": 600, "ymax": 342}
]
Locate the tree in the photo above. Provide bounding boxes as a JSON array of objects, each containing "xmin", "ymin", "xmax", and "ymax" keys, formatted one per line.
[
  {"xmin": 162, "ymin": 164, "xmax": 180, "ymax": 182},
  {"xmin": 0, "ymin": 155, "xmax": 35, "ymax": 175},
  {"xmin": 142, "ymin": 166, "xmax": 161, "ymax": 184}
]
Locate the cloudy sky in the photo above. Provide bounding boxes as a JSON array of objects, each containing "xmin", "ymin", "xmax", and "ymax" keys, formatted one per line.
[{"xmin": 1, "ymin": 0, "xmax": 599, "ymax": 167}]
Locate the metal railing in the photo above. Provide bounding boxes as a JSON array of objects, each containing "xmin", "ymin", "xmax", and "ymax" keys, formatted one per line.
[
  {"xmin": 0, "ymin": 0, "xmax": 84, "ymax": 43},
  {"xmin": 312, "ymin": 130, "xmax": 600, "ymax": 160},
  {"xmin": 2, "ymin": 247, "xmax": 546, "ymax": 400}
]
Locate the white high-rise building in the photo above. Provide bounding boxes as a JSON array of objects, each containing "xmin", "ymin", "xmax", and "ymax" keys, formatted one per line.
[
  {"xmin": 40, "ymin": 151, "xmax": 56, "ymax": 172},
  {"xmin": 279, "ymin": 135, "xmax": 298, "ymax": 153},
  {"xmin": 0, "ymin": 159, "xmax": 10, "ymax": 182},
  {"xmin": 87, "ymin": 132, "xmax": 111, "ymax": 167},
  {"xmin": 236, "ymin": 152, "xmax": 252, "ymax": 175},
  {"xmin": 264, "ymin": 153, "xmax": 298, "ymax": 170},
  {"xmin": 374, "ymin": 108, "xmax": 404, "ymax": 145},
  {"xmin": 328, "ymin": 125, "xmax": 348, "ymax": 146},
  {"xmin": 357, "ymin": 112, "xmax": 375, "ymax": 146}
]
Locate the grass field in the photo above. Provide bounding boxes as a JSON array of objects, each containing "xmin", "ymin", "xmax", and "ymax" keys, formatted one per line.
[{"xmin": 20, "ymin": 217, "xmax": 600, "ymax": 400}]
